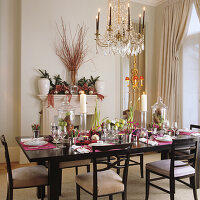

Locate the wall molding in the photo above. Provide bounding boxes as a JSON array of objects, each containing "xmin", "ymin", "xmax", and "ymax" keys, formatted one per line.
[
  {"xmin": 0, "ymin": 147, "xmax": 20, "ymax": 163},
  {"xmin": 131, "ymin": 0, "xmax": 167, "ymax": 7}
]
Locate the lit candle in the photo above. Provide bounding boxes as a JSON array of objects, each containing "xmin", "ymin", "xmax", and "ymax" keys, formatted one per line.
[
  {"xmin": 142, "ymin": 7, "xmax": 145, "ymax": 30},
  {"xmin": 80, "ymin": 93, "xmax": 87, "ymax": 113},
  {"xmin": 96, "ymin": 16, "xmax": 98, "ymax": 33},
  {"xmin": 128, "ymin": 3, "xmax": 130, "ymax": 30},
  {"xmin": 141, "ymin": 92, "xmax": 147, "ymax": 112},
  {"xmin": 109, "ymin": 3, "xmax": 112, "ymax": 26},
  {"xmin": 98, "ymin": 8, "xmax": 100, "ymax": 31},
  {"xmin": 139, "ymin": 14, "xmax": 141, "ymax": 34}
]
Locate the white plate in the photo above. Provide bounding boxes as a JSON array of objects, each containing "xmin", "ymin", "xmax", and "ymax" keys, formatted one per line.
[
  {"xmin": 156, "ymin": 137, "xmax": 172, "ymax": 142},
  {"xmin": 178, "ymin": 129, "xmax": 192, "ymax": 133},
  {"xmin": 88, "ymin": 143, "xmax": 111, "ymax": 147},
  {"xmin": 191, "ymin": 133, "xmax": 200, "ymax": 136},
  {"xmin": 24, "ymin": 140, "xmax": 48, "ymax": 146}
]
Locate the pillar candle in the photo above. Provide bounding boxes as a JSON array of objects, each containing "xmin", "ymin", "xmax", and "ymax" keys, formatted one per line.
[
  {"xmin": 80, "ymin": 94, "xmax": 87, "ymax": 113},
  {"xmin": 141, "ymin": 92, "xmax": 147, "ymax": 112}
]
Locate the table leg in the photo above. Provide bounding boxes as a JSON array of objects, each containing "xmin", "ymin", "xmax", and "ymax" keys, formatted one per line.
[
  {"xmin": 161, "ymin": 150, "xmax": 169, "ymax": 160},
  {"xmin": 48, "ymin": 160, "xmax": 60, "ymax": 200},
  {"xmin": 195, "ymin": 144, "xmax": 200, "ymax": 188}
]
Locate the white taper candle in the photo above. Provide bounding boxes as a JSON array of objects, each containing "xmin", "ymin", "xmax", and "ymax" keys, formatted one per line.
[
  {"xmin": 141, "ymin": 92, "xmax": 147, "ymax": 112},
  {"xmin": 80, "ymin": 94, "xmax": 87, "ymax": 113}
]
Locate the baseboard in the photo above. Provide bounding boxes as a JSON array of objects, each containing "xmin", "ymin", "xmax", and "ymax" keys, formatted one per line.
[{"xmin": 0, "ymin": 146, "xmax": 20, "ymax": 163}]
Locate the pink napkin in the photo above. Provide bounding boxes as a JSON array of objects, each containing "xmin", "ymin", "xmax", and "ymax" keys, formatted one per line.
[{"xmin": 21, "ymin": 142, "xmax": 56, "ymax": 151}]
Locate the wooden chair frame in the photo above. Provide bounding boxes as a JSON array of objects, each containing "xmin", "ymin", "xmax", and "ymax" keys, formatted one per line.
[
  {"xmin": 145, "ymin": 138, "xmax": 199, "ymax": 200},
  {"xmin": 0, "ymin": 135, "xmax": 48, "ymax": 200},
  {"xmin": 76, "ymin": 143, "xmax": 131, "ymax": 200}
]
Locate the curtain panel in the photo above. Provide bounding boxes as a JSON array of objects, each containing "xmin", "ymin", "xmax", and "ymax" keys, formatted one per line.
[
  {"xmin": 158, "ymin": 0, "xmax": 193, "ymax": 126},
  {"xmin": 194, "ymin": 0, "xmax": 200, "ymax": 20}
]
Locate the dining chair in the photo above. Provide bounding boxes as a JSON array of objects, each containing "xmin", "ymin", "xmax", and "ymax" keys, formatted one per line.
[
  {"xmin": 116, "ymin": 153, "xmax": 144, "ymax": 178},
  {"xmin": 75, "ymin": 143, "xmax": 131, "ymax": 200},
  {"xmin": 145, "ymin": 137, "xmax": 199, "ymax": 200},
  {"xmin": 190, "ymin": 124, "xmax": 200, "ymax": 130},
  {"xmin": 0, "ymin": 135, "xmax": 48, "ymax": 200}
]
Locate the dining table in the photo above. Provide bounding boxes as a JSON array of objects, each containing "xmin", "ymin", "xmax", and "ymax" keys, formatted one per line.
[{"xmin": 16, "ymin": 134, "xmax": 200, "ymax": 200}]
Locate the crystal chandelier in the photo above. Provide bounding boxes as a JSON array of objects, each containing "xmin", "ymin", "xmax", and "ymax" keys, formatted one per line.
[{"xmin": 95, "ymin": 0, "xmax": 145, "ymax": 57}]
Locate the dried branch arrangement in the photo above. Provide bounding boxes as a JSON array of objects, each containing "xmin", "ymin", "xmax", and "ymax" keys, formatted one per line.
[{"xmin": 55, "ymin": 18, "xmax": 89, "ymax": 85}]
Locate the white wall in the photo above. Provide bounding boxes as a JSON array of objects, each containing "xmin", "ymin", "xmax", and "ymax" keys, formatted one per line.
[
  {"xmin": 20, "ymin": 0, "xmax": 121, "ymax": 141},
  {"xmin": 0, "ymin": 0, "xmax": 21, "ymax": 162}
]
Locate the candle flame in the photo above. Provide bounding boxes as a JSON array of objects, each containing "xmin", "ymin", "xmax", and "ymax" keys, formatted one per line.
[
  {"xmin": 98, "ymin": 8, "xmax": 100, "ymax": 12},
  {"xmin": 109, "ymin": 3, "xmax": 112, "ymax": 7},
  {"xmin": 96, "ymin": 16, "xmax": 98, "ymax": 19},
  {"xmin": 139, "ymin": 14, "xmax": 142, "ymax": 18},
  {"xmin": 128, "ymin": 3, "xmax": 130, "ymax": 7},
  {"xmin": 143, "ymin": 7, "xmax": 146, "ymax": 11}
]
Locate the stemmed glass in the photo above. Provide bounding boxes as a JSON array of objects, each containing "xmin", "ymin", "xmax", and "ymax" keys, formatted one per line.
[
  {"xmin": 113, "ymin": 127, "xmax": 119, "ymax": 143},
  {"xmin": 171, "ymin": 122, "xmax": 178, "ymax": 136},
  {"xmin": 52, "ymin": 129, "xmax": 60, "ymax": 150},
  {"xmin": 103, "ymin": 127, "xmax": 110, "ymax": 143},
  {"xmin": 58, "ymin": 126, "xmax": 67, "ymax": 148}
]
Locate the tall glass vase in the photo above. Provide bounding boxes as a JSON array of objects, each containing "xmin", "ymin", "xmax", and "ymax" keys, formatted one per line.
[{"xmin": 67, "ymin": 70, "xmax": 78, "ymax": 94}]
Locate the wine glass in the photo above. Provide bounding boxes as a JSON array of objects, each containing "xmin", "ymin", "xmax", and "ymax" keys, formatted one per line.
[
  {"xmin": 171, "ymin": 122, "xmax": 178, "ymax": 136},
  {"xmin": 52, "ymin": 129, "xmax": 60, "ymax": 150},
  {"xmin": 112, "ymin": 127, "xmax": 119, "ymax": 143},
  {"xmin": 58, "ymin": 126, "xmax": 67, "ymax": 148}
]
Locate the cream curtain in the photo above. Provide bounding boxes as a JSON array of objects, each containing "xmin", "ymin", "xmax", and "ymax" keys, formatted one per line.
[
  {"xmin": 158, "ymin": 0, "xmax": 193, "ymax": 126},
  {"xmin": 194, "ymin": 0, "xmax": 200, "ymax": 20}
]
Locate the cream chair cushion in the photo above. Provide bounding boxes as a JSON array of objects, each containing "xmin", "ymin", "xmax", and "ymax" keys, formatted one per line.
[
  {"xmin": 75, "ymin": 169, "xmax": 124, "ymax": 196},
  {"xmin": 59, "ymin": 159, "xmax": 91, "ymax": 169},
  {"xmin": 146, "ymin": 159, "xmax": 195, "ymax": 178},
  {"xmin": 12, "ymin": 165, "xmax": 48, "ymax": 189}
]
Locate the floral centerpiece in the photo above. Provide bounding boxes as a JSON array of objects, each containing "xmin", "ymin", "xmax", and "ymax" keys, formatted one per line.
[
  {"xmin": 89, "ymin": 99, "xmax": 107, "ymax": 139},
  {"xmin": 31, "ymin": 123, "xmax": 40, "ymax": 138}
]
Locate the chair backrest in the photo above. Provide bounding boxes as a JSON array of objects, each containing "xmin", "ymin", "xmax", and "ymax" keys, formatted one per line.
[
  {"xmin": 190, "ymin": 124, "xmax": 200, "ymax": 130},
  {"xmin": 0, "ymin": 135, "xmax": 13, "ymax": 188},
  {"xmin": 170, "ymin": 137, "xmax": 198, "ymax": 178},
  {"xmin": 92, "ymin": 143, "xmax": 131, "ymax": 196}
]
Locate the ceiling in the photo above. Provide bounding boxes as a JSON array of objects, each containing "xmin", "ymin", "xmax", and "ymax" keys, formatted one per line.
[{"xmin": 131, "ymin": 0, "xmax": 167, "ymax": 7}]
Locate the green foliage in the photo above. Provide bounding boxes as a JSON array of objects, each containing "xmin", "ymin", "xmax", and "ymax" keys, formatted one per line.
[
  {"xmin": 77, "ymin": 76, "xmax": 100, "ymax": 87},
  {"xmin": 88, "ymin": 76, "xmax": 100, "ymax": 86}
]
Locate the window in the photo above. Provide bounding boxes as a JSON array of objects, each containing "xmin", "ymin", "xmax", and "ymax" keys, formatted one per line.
[{"xmin": 182, "ymin": 4, "xmax": 200, "ymax": 128}]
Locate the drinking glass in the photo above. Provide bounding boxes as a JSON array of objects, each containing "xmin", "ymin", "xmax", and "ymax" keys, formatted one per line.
[
  {"xmin": 58, "ymin": 126, "xmax": 67, "ymax": 148},
  {"xmin": 113, "ymin": 129, "xmax": 119, "ymax": 143},
  {"xmin": 171, "ymin": 122, "xmax": 178, "ymax": 136},
  {"xmin": 52, "ymin": 129, "xmax": 60, "ymax": 150}
]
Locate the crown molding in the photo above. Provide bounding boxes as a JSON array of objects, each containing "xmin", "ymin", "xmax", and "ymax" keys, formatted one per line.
[{"xmin": 131, "ymin": 0, "xmax": 167, "ymax": 7}]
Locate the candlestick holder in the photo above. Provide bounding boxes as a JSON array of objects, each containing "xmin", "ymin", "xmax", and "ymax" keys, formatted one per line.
[
  {"xmin": 141, "ymin": 111, "xmax": 147, "ymax": 130},
  {"xmin": 80, "ymin": 113, "xmax": 87, "ymax": 132}
]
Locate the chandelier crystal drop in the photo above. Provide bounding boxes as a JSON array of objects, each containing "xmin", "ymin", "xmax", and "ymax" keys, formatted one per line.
[{"xmin": 95, "ymin": 0, "xmax": 145, "ymax": 57}]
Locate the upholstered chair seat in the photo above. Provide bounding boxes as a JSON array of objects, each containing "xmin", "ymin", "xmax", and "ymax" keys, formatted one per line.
[
  {"xmin": 12, "ymin": 165, "xmax": 48, "ymax": 189},
  {"xmin": 76, "ymin": 169, "xmax": 124, "ymax": 196},
  {"xmin": 146, "ymin": 159, "xmax": 195, "ymax": 178}
]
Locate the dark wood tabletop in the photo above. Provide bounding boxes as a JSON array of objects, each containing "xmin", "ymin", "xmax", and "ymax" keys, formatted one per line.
[{"xmin": 16, "ymin": 137, "xmax": 173, "ymax": 162}]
